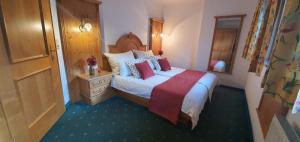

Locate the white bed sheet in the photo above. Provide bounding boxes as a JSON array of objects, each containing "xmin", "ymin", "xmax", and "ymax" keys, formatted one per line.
[
  {"xmin": 153, "ymin": 67, "xmax": 219, "ymax": 99},
  {"xmin": 111, "ymin": 73, "xmax": 217, "ymax": 129}
]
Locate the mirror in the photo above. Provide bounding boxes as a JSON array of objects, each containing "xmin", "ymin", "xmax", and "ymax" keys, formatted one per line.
[{"xmin": 208, "ymin": 15, "xmax": 245, "ymax": 74}]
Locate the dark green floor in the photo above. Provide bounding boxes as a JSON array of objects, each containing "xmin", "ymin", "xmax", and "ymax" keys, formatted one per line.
[{"xmin": 42, "ymin": 86, "xmax": 253, "ymax": 142}]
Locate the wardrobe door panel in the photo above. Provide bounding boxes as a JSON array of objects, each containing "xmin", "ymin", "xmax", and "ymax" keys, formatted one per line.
[
  {"xmin": 0, "ymin": 0, "xmax": 65, "ymax": 141},
  {"xmin": 1, "ymin": 0, "xmax": 48, "ymax": 63}
]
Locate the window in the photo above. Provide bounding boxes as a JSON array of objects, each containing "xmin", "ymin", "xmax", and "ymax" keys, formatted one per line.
[
  {"xmin": 292, "ymin": 90, "xmax": 300, "ymax": 114},
  {"xmin": 264, "ymin": 0, "xmax": 286, "ymax": 65}
]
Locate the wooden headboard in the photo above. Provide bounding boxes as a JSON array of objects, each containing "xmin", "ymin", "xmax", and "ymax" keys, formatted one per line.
[
  {"xmin": 102, "ymin": 32, "xmax": 147, "ymax": 71},
  {"xmin": 108, "ymin": 32, "xmax": 147, "ymax": 53}
]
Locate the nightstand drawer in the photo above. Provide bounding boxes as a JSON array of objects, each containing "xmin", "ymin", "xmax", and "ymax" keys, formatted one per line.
[
  {"xmin": 82, "ymin": 89, "xmax": 113, "ymax": 106},
  {"xmin": 90, "ymin": 85, "xmax": 109, "ymax": 97},
  {"xmin": 90, "ymin": 76, "xmax": 112, "ymax": 87}
]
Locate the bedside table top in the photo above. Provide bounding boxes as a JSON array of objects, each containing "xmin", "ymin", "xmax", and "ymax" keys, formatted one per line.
[{"xmin": 77, "ymin": 71, "xmax": 112, "ymax": 81}]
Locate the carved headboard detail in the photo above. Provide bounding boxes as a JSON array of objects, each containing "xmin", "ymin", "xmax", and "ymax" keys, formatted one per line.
[
  {"xmin": 108, "ymin": 32, "xmax": 147, "ymax": 53},
  {"xmin": 102, "ymin": 32, "xmax": 147, "ymax": 71}
]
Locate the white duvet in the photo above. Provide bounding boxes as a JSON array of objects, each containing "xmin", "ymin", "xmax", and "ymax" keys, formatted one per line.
[
  {"xmin": 111, "ymin": 67, "xmax": 218, "ymax": 129},
  {"xmin": 154, "ymin": 67, "xmax": 219, "ymax": 99}
]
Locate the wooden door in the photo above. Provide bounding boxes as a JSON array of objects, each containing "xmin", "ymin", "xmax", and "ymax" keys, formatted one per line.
[
  {"xmin": 0, "ymin": 0, "xmax": 65, "ymax": 141},
  {"xmin": 0, "ymin": 102, "xmax": 13, "ymax": 142}
]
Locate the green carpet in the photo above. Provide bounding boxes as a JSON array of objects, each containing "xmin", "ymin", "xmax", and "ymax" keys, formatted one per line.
[{"xmin": 42, "ymin": 86, "xmax": 253, "ymax": 142}]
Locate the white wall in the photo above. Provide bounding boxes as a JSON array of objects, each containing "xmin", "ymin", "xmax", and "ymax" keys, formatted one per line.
[
  {"xmin": 101, "ymin": 0, "xmax": 163, "ymax": 51},
  {"xmin": 162, "ymin": 1, "xmax": 205, "ymax": 69},
  {"xmin": 50, "ymin": 0, "xmax": 70, "ymax": 105},
  {"xmin": 245, "ymin": 68, "xmax": 266, "ymax": 142}
]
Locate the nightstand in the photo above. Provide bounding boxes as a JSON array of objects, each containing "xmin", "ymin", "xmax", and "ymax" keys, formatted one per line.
[{"xmin": 78, "ymin": 71, "xmax": 113, "ymax": 105}]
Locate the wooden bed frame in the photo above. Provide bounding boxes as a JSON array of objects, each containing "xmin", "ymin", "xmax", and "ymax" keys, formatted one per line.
[{"xmin": 103, "ymin": 32, "xmax": 196, "ymax": 128}]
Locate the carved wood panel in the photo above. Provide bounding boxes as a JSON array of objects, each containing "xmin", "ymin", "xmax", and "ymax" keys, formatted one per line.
[
  {"xmin": 0, "ymin": 102, "xmax": 13, "ymax": 142},
  {"xmin": 1, "ymin": 0, "xmax": 49, "ymax": 63},
  {"xmin": 16, "ymin": 69, "xmax": 55, "ymax": 126}
]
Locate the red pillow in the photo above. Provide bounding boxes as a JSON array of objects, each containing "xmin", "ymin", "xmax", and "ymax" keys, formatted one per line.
[
  {"xmin": 158, "ymin": 58, "xmax": 171, "ymax": 71},
  {"xmin": 135, "ymin": 61, "xmax": 154, "ymax": 80}
]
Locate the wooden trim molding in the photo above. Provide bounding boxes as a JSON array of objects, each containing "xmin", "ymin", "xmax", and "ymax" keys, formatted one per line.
[
  {"xmin": 82, "ymin": 0, "xmax": 102, "ymax": 4},
  {"xmin": 214, "ymin": 14, "xmax": 246, "ymax": 19}
]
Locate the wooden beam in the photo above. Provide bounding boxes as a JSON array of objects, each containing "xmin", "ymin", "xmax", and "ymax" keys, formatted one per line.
[{"xmin": 82, "ymin": 0, "xmax": 102, "ymax": 5}]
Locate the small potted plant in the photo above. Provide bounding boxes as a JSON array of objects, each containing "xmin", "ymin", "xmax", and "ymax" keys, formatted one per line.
[{"xmin": 87, "ymin": 56, "xmax": 97, "ymax": 76}]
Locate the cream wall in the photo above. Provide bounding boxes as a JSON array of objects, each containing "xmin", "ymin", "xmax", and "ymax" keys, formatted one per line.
[
  {"xmin": 162, "ymin": 1, "xmax": 205, "ymax": 69},
  {"xmin": 245, "ymin": 68, "xmax": 266, "ymax": 142},
  {"xmin": 101, "ymin": 0, "xmax": 163, "ymax": 51}
]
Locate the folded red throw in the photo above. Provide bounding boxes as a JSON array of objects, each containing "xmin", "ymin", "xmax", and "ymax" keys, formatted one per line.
[{"xmin": 148, "ymin": 70, "xmax": 206, "ymax": 124}]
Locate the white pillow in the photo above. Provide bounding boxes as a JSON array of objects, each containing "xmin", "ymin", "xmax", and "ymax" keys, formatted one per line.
[
  {"xmin": 149, "ymin": 56, "xmax": 161, "ymax": 71},
  {"xmin": 147, "ymin": 50, "xmax": 154, "ymax": 56},
  {"xmin": 104, "ymin": 51, "xmax": 135, "ymax": 76},
  {"xmin": 126, "ymin": 59, "xmax": 145, "ymax": 78},
  {"xmin": 132, "ymin": 50, "xmax": 154, "ymax": 59},
  {"xmin": 146, "ymin": 59, "xmax": 155, "ymax": 70}
]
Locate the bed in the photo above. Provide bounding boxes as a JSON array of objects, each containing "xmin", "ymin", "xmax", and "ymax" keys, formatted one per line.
[{"xmin": 102, "ymin": 33, "xmax": 218, "ymax": 129}]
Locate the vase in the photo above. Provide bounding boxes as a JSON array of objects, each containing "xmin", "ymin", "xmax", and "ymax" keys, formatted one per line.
[{"xmin": 89, "ymin": 65, "xmax": 95, "ymax": 76}]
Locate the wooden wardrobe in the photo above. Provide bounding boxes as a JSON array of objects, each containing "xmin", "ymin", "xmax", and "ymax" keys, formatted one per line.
[{"xmin": 0, "ymin": 0, "xmax": 65, "ymax": 141}]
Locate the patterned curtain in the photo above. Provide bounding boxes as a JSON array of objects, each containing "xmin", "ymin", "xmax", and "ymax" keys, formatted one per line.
[
  {"xmin": 248, "ymin": 1, "xmax": 271, "ymax": 73},
  {"xmin": 243, "ymin": 0, "xmax": 282, "ymax": 75},
  {"xmin": 242, "ymin": 0, "xmax": 265, "ymax": 59},
  {"xmin": 262, "ymin": 0, "xmax": 300, "ymax": 108},
  {"xmin": 254, "ymin": 0, "xmax": 281, "ymax": 75}
]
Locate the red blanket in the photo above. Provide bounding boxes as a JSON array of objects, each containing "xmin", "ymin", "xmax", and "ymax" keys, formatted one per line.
[
  {"xmin": 148, "ymin": 70, "xmax": 206, "ymax": 124},
  {"xmin": 209, "ymin": 60, "xmax": 218, "ymax": 70}
]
